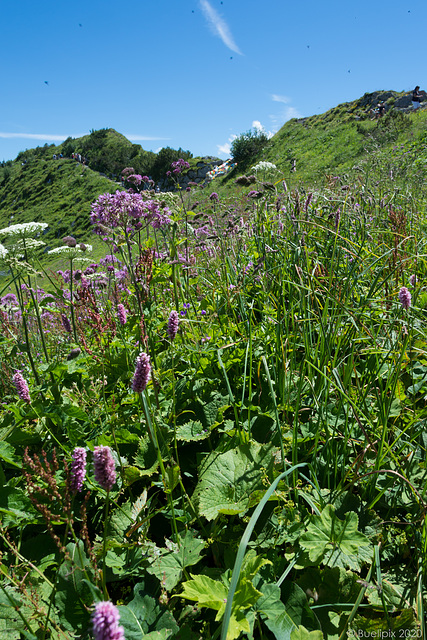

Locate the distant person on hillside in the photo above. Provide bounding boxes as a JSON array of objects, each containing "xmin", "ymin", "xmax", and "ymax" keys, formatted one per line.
[
  {"xmin": 412, "ymin": 86, "xmax": 422, "ymax": 109},
  {"xmin": 378, "ymin": 102, "xmax": 386, "ymax": 117}
]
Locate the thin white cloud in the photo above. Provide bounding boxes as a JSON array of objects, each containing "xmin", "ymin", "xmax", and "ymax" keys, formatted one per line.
[
  {"xmin": 217, "ymin": 133, "xmax": 237, "ymax": 157},
  {"xmin": 0, "ymin": 133, "xmax": 79, "ymax": 141},
  {"xmin": 199, "ymin": 0, "xmax": 242, "ymax": 55},
  {"xmin": 271, "ymin": 94, "xmax": 291, "ymax": 104},
  {"xmin": 252, "ymin": 121, "xmax": 274, "ymax": 138}
]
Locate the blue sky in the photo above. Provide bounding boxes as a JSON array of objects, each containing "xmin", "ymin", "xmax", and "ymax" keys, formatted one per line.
[{"xmin": 1, "ymin": 0, "xmax": 426, "ymax": 162}]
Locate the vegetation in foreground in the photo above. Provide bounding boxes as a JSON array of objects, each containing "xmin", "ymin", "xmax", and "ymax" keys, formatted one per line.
[{"xmin": 0, "ymin": 113, "xmax": 427, "ymax": 639}]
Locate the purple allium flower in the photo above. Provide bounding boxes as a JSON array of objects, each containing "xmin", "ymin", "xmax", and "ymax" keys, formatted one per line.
[
  {"xmin": 70, "ymin": 447, "xmax": 87, "ymax": 494},
  {"xmin": 399, "ymin": 287, "xmax": 411, "ymax": 310},
  {"xmin": 131, "ymin": 352, "xmax": 151, "ymax": 393},
  {"xmin": 117, "ymin": 304, "xmax": 127, "ymax": 326},
  {"xmin": 93, "ymin": 446, "xmax": 117, "ymax": 491},
  {"xmin": 12, "ymin": 371, "xmax": 31, "ymax": 403},
  {"xmin": 61, "ymin": 313, "xmax": 72, "ymax": 333},
  {"xmin": 92, "ymin": 601, "xmax": 124, "ymax": 640},
  {"xmin": 167, "ymin": 310, "xmax": 179, "ymax": 340},
  {"xmin": 409, "ymin": 274, "xmax": 417, "ymax": 287},
  {"xmin": 209, "ymin": 192, "xmax": 219, "ymax": 202}
]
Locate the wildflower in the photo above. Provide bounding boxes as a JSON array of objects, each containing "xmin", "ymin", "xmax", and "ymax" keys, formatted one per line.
[
  {"xmin": 70, "ymin": 447, "xmax": 87, "ymax": 494},
  {"xmin": 93, "ymin": 446, "xmax": 117, "ymax": 491},
  {"xmin": 63, "ymin": 236, "xmax": 77, "ymax": 247},
  {"xmin": 131, "ymin": 352, "xmax": 151, "ymax": 393},
  {"xmin": 167, "ymin": 310, "xmax": 179, "ymax": 340},
  {"xmin": 409, "ymin": 274, "xmax": 417, "ymax": 287},
  {"xmin": 248, "ymin": 190, "xmax": 260, "ymax": 198},
  {"xmin": 209, "ymin": 192, "xmax": 219, "ymax": 202},
  {"xmin": 12, "ymin": 371, "xmax": 31, "ymax": 403},
  {"xmin": 61, "ymin": 313, "xmax": 72, "ymax": 333},
  {"xmin": 48, "ymin": 244, "xmax": 92, "ymax": 256},
  {"xmin": 0, "ymin": 243, "xmax": 8, "ymax": 260},
  {"xmin": 117, "ymin": 304, "xmax": 127, "ymax": 326},
  {"xmin": 92, "ymin": 601, "xmax": 124, "ymax": 640},
  {"xmin": 399, "ymin": 287, "xmax": 411, "ymax": 310},
  {"xmin": 0, "ymin": 222, "xmax": 48, "ymax": 238}
]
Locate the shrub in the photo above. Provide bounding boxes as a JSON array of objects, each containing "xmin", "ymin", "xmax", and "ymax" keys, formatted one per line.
[{"xmin": 230, "ymin": 128, "xmax": 269, "ymax": 167}]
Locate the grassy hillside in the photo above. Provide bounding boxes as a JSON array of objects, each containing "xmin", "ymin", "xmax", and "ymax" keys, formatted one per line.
[
  {"xmin": 259, "ymin": 90, "xmax": 427, "ymax": 186},
  {"xmin": 0, "ymin": 148, "xmax": 119, "ymax": 246}
]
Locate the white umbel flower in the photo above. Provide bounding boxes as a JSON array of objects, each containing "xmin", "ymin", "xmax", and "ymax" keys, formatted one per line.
[
  {"xmin": 0, "ymin": 243, "xmax": 8, "ymax": 260},
  {"xmin": 0, "ymin": 222, "xmax": 48, "ymax": 238},
  {"xmin": 48, "ymin": 244, "xmax": 92, "ymax": 256}
]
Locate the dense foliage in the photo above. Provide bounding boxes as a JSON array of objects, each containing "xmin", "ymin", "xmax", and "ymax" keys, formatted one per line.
[
  {"xmin": 1, "ymin": 142, "xmax": 426, "ymax": 639},
  {"xmin": 230, "ymin": 128, "xmax": 270, "ymax": 168}
]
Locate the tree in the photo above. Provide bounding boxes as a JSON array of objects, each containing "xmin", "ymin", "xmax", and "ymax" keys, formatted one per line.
[{"xmin": 230, "ymin": 128, "xmax": 269, "ymax": 167}]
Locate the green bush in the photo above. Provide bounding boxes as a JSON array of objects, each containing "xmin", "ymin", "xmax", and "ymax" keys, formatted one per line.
[{"xmin": 230, "ymin": 128, "xmax": 269, "ymax": 167}]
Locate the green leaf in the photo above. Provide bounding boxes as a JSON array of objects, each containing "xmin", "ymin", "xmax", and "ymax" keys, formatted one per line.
[
  {"xmin": 147, "ymin": 530, "xmax": 205, "ymax": 591},
  {"xmin": 54, "ymin": 541, "xmax": 94, "ymax": 634},
  {"xmin": 175, "ymin": 420, "xmax": 209, "ymax": 442},
  {"xmin": 290, "ymin": 626, "xmax": 324, "ymax": 640},
  {"xmin": 193, "ymin": 442, "xmax": 274, "ymax": 520},
  {"xmin": 117, "ymin": 582, "xmax": 178, "ymax": 639},
  {"xmin": 256, "ymin": 583, "xmax": 297, "ymax": 640},
  {"xmin": 180, "ymin": 574, "xmax": 228, "ymax": 616},
  {"xmin": 300, "ymin": 505, "xmax": 371, "ymax": 570}
]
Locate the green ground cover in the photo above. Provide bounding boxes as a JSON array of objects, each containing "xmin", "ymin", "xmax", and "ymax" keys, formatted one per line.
[{"xmin": 0, "ymin": 97, "xmax": 427, "ymax": 639}]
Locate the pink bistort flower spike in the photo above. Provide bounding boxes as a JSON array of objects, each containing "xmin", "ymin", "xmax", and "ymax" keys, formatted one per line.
[
  {"xmin": 12, "ymin": 371, "xmax": 31, "ymax": 403},
  {"xmin": 93, "ymin": 446, "xmax": 116, "ymax": 491},
  {"xmin": 167, "ymin": 310, "xmax": 179, "ymax": 340},
  {"xmin": 70, "ymin": 447, "xmax": 87, "ymax": 494},
  {"xmin": 117, "ymin": 304, "xmax": 127, "ymax": 326},
  {"xmin": 92, "ymin": 600, "xmax": 125, "ymax": 640},
  {"xmin": 399, "ymin": 286, "xmax": 411, "ymax": 310},
  {"xmin": 131, "ymin": 352, "xmax": 151, "ymax": 393}
]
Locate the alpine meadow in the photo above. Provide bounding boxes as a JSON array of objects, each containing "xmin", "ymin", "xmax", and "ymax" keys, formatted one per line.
[{"xmin": 1, "ymin": 90, "xmax": 427, "ymax": 640}]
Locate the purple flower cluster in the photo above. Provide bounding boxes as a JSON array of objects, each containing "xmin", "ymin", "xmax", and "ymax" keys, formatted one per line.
[
  {"xmin": 12, "ymin": 371, "xmax": 31, "ymax": 403},
  {"xmin": 93, "ymin": 446, "xmax": 117, "ymax": 491},
  {"xmin": 167, "ymin": 310, "xmax": 179, "ymax": 340},
  {"xmin": 90, "ymin": 191, "xmax": 172, "ymax": 234},
  {"xmin": 92, "ymin": 601, "xmax": 124, "ymax": 640},
  {"xmin": 171, "ymin": 158, "xmax": 190, "ymax": 174},
  {"xmin": 409, "ymin": 274, "xmax": 417, "ymax": 287},
  {"xmin": 209, "ymin": 192, "xmax": 219, "ymax": 202},
  {"xmin": 117, "ymin": 304, "xmax": 127, "ymax": 326},
  {"xmin": 180, "ymin": 302, "xmax": 191, "ymax": 317},
  {"xmin": 131, "ymin": 352, "xmax": 151, "ymax": 393},
  {"xmin": 70, "ymin": 447, "xmax": 87, "ymax": 494},
  {"xmin": 399, "ymin": 286, "xmax": 411, "ymax": 310},
  {"xmin": 126, "ymin": 174, "xmax": 143, "ymax": 185},
  {"xmin": 0, "ymin": 293, "xmax": 18, "ymax": 308}
]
